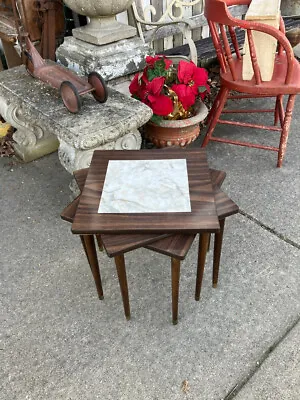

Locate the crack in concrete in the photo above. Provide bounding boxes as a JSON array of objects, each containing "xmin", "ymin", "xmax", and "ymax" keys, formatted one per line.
[
  {"xmin": 239, "ymin": 209, "xmax": 300, "ymax": 250},
  {"xmin": 223, "ymin": 209, "xmax": 300, "ymax": 399},
  {"xmin": 223, "ymin": 316, "xmax": 300, "ymax": 399}
]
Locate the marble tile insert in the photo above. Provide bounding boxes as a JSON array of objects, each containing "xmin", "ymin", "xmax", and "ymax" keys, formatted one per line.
[{"xmin": 98, "ymin": 159, "xmax": 191, "ymax": 213}]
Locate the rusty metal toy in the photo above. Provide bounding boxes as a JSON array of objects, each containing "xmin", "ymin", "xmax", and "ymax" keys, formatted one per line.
[{"xmin": 24, "ymin": 37, "xmax": 108, "ymax": 113}]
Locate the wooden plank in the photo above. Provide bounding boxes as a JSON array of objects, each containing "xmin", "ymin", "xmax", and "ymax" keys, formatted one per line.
[
  {"xmin": 246, "ymin": 0, "xmax": 281, "ymax": 20},
  {"xmin": 192, "ymin": 0, "xmax": 203, "ymax": 42},
  {"xmin": 1, "ymin": 40, "xmax": 22, "ymax": 68},
  {"xmin": 242, "ymin": 0, "xmax": 281, "ymax": 81},
  {"xmin": 151, "ymin": 0, "xmax": 164, "ymax": 52}
]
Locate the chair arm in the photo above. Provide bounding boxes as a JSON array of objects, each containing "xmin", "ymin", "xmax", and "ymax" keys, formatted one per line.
[
  {"xmin": 232, "ymin": 18, "xmax": 295, "ymax": 84},
  {"xmin": 225, "ymin": 0, "xmax": 251, "ymax": 6}
]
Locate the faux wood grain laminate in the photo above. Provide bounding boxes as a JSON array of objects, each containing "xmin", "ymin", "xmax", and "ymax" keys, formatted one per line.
[{"xmin": 72, "ymin": 149, "xmax": 220, "ymax": 234}]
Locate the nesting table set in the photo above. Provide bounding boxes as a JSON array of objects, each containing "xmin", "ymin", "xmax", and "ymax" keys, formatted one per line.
[{"xmin": 61, "ymin": 148, "xmax": 238, "ymax": 324}]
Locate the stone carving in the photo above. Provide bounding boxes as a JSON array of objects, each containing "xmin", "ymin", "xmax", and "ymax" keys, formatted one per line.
[
  {"xmin": 0, "ymin": 95, "xmax": 59, "ymax": 162},
  {"xmin": 59, "ymin": 131, "xmax": 142, "ymax": 176}
]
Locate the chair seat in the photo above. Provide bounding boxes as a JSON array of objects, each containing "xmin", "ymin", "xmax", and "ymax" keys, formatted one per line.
[{"xmin": 221, "ymin": 54, "xmax": 300, "ymax": 95}]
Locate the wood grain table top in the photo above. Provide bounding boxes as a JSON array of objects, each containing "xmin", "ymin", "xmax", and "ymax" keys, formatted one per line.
[{"xmin": 71, "ymin": 148, "xmax": 220, "ymax": 234}]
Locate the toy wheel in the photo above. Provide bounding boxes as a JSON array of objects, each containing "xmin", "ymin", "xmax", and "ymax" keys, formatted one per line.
[
  {"xmin": 88, "ymin": 72, "xmax": 108, "ymax": 103},
  {"xmin": 60, "ymin": 81, "xmax": 82, "ymax": 113}
]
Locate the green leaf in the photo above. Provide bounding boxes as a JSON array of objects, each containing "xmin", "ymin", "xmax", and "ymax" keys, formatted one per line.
[
  {"xmin": 147, "ymin": 68, "xmax": 158, "ymax": 81},
  {"xmin": 198, "ymin": 86, "xmax": 207, "ymax": 93},
  {"xmin": 150, "ymin": 114, "xmax": 164, "ymax": 125}
]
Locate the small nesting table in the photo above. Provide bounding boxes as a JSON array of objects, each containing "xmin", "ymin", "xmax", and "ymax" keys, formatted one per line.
[{"xmin": 68, "ymin": 148, "xmax": 238, "ymax": 323}]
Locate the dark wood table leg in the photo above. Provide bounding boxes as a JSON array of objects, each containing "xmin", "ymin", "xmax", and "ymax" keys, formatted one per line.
[
  {"xmin": 207, "ymin": 233, "xmax": 211, "ymax": 252},
  {"xmin": 195, "ymin": 233, "xmax": 210, "ymax": 301},
  {"xmin": 80, "ymin": 235, "xmax": 104, "ymax": 300},
  {"xmin": 114, "ymin": 254, "xmax": 131, "ymax": 320},
  {"xmin": 213, "ymin": 218, "xmax": 225, "ymax": 288},
  {"xmin": 171, "ymin": 257, "xmax": 180, "ymax": 325},
  {"xmin": 95, "ymin": 234, "xmax": 104, "ymax": 251}
]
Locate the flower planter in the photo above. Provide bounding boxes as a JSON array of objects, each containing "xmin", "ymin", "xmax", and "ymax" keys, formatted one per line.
[
  {"xmin": 144, "ymin": 101, "xmax": 208, "ymax": 148},
  {"xmin": 63, "ymin": 0, "xmax": 136, "ymax": 45}
]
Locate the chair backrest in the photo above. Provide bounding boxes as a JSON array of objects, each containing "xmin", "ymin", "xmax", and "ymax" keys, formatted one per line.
[{"xmin": 204, "ymin": 0, "xmax": 295, "ymax": 85}]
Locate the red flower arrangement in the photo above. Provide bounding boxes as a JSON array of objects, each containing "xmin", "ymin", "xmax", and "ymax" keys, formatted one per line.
[{"xmin": 129, "ymin": 55, "xmax": 210, "ymax": 123}]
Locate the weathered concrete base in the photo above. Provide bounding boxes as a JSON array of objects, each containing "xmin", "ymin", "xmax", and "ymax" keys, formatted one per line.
[
  {"xmin": 56, "ymin": 36, "xmax": 154, "ymax": 82},
  {"xmin": 0, "ymin": 66, "xmax": 152, "ymax": 171},
  {"xmin": 13, "ymin": 135, "xmax": 59, "ymax": 163},
  {"xmin": 58, "ymin": 130, "xmax": 142, "ymax": 174},
  {"xmin": 72, "ymin": 17, "xmax": 137, "ymax": 45}
]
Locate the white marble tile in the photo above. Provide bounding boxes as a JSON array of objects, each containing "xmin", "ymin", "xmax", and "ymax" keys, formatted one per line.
[{"xmin": 98, "ymin": 159, "xmax": 191, "ymax": 213}]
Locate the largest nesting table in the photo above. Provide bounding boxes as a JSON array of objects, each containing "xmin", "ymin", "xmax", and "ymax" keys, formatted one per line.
[{"xmin": 70, "ymin": 148, "xmax": 223, "ymax": 323}]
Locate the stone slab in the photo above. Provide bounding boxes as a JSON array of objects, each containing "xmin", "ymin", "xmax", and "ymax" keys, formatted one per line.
[
  {"xmin": 56, "ymin": 36, "xmax": 154, "ymax": 82},
  {"xmin": 0, "ymin": 66, "xmax": 152, "ymax": 171},
  {"xmin": 1, "ymin": 153, "xmax": 300, "ymax": 400}
]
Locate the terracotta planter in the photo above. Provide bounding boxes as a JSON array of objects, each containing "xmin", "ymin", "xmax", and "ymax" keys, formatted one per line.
[{"xmin": 144, "ymin": 101, "xmax": 208, "ymax": 148}]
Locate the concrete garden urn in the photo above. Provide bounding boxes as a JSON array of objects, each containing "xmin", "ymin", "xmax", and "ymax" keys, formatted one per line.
[
  {"xmin": 144, "ymin": 102, "xmax": 208, "ymax": 148},
  {"xmin": 63, "ymin": 0, "xmax": 137, "ymax": 45}
]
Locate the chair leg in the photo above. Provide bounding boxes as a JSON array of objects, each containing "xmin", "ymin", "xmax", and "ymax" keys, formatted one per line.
[
  {"xmin": 206, "ymin": 90, "xmax": 222, "ymax": 127},
  {"xmin": 171, "ymin": 257, "xmax": 180, "ymax": 325},
  {"xmin": 212, "ymin": 219, "xmax": 225, "ymax": 288},
  {"xmin": 195, "ymin": 233, "xmax": 210, "ymax": 301},
  {"xmin": 80, "ymin": 235, "xmax": 104, "ymax": 300},
  {"xmin": 277, "ymin": 94, "xmax": 296, "ymax": 168},
  {"xmin": 274, "ymin": 95, "xmax": 284, "ymax": 126},
  {"xmin": 278, "ymin": 95, "xmax": 285, "ymax": 128},
  {"xmin": 201, "ymin": 87, "xmax": 229, "ymax": 148},
  {"xmin": 114, "ymin": 254, "xmax": 131, "ymax": 320}
]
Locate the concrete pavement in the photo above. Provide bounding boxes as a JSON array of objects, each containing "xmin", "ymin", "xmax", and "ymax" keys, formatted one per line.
[{"xmin": 1, "ymin": 97, "xmax": 300, "ymax": 400}]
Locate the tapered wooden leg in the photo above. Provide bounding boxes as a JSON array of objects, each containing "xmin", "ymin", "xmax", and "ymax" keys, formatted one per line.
[
  {"xmin": 277, "ymin": 95, "xmax": 296, "ymax": 168},
  {"xmin": 95, "ymin": 234, "xmax": 104, "ymax": 251},
  {"xmin": 81, "ymin": 235, "xmax": 104, "ymax": 300},
  {"xmin": 207, "ymin": 233, "xmax": 211, "ymax": 252},
  {"xmin": 171, "ymin": 258, "xmax": 180, "ymax": 325},
  {"xmin": 213, "ymin": 219, "xmax": 225, "ymax": 288},
  {"xmin": 202, "ymin": 87, "xmax": 229, "ymax": 147},
  {"xmin": 114, "ymin": 254, "xmax": 131, "ymax": 320},
  {"xmin": 278, "ymin": 95, "xmax": 285, "ymax": 128},
  {"xmin": 274, "ymin": 95, "xmax": 283, "ymax": 126},
  {"xmin": 195, "ymin": 233, "xmax": 210, "ymax": 301}
]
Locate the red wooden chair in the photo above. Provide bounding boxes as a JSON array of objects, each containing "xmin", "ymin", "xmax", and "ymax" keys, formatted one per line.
[{"xmin": 202, "ymin": 0, "xmax": 300, "ymax": 167}]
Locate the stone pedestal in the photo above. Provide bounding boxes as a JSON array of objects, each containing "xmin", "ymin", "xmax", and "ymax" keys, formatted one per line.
[
  {"xmin": 0, "ymin": 66, "xmax": 152, "ymax": 174},
  {"xmin": 72, "ymin": 18, "xmax": 137, "ymax": 45},
  {"xmin": 56, "ymin": 36, "xmax": 153, "ymax": 83}
]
